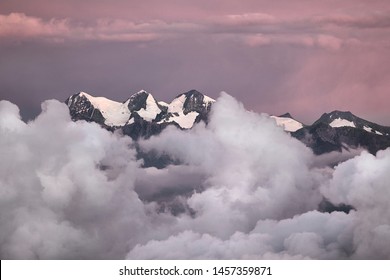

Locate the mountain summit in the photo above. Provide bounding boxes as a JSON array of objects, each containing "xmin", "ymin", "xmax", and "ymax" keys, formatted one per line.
[
  {"xmin": 66, "ymin": 90, "xmax": 390, "ymax": 155},
  {"xmin": 292, "ymin": 110, "xmax": 390, "ymax": 154},
  {"xmin": 66, "ymin": 89, "xmax": 215, "ymax": 139}
]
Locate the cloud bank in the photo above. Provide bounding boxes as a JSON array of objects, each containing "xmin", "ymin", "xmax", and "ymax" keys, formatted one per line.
[
  {"xmin": 2, "ymin": 11, "xmax": 389, "ymax": 49},
  {"xmin": 0, "ymin": 93, "xmax": 390, "ymax": 259}
]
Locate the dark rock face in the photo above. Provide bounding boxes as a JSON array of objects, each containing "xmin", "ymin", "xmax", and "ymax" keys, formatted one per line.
[
  {"xmin": 126, "ymin": 90, "xmax": 149, "ymax": 112},
  {"xmin": 182, "ymin": 90, "xmax": 212, "ymax": 114},
  {"xmin": 65, "ymin": 93, "xmax": 108, "ymax": 128},
  {"xmin": 318, "ymin": 198, "xmax": 355, "ymax": 214},
  {"xmin": 122, "ymin": 115, "xmax": 174, "ymax": 140},
  {"xmin": 182, "ymin": 90, "xmax": 214, "ymax": 124}
]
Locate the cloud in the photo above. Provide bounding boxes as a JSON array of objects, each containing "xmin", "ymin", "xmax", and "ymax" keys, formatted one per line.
[
  {"xmin": 314, "ymin": 13, "xmax": 390, "ymax": 29},
  {"xmin": 0, "ymin": 99, "xmax": 152, "ymax": 259},
  {"xmin": 218, "ymin": 13, "xmax": 276, "ymax": 26},
  {"xmin": 316, "ymin": 34, "xmax": 343, "ymax": 50},
  {"xmin": 2, "ymin": 10, "xmax": 388, "ymax": 48},
  {"xmin": 322, "ymin": 149, "xmax": 390, "ymax": 259},
  {"xmin": 0, "ymin": 13, "xmax": 70, "ymax": 41},
  {"xmin": 243, "ymin": 33, "xmax": 343, "ymax": 50},
  {"xmin": 1, "ymin": 93, "xmax": 390, "ymax": 259},
  {"xmin": 139, "ymin": 93, "xmax": 323, "ymax": 238},
  {"xmin": 0, "ymin": 13, "xmax": 184, "ymax": 42},
  {"xmin": 127, "ymin": 211, "xmax": 354, "ymax": 259}
]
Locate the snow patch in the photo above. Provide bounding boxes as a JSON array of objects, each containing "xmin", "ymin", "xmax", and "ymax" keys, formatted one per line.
[
  {"xmin": 158, "ymin": 101, "xmax": 169, "ymax": 108},
  {"xmin": 363, "ymin": 125, "xmax": 372, "ymax": 133},
  {"xmin": 159, "ymin": 112, "xmax": 199, "ymax": 129},
  {"xmin": 203, "ymin": 95, "xmax": 216, "ymax": 104},
  {"xmin": 271, "ymin": 116, "xmax": 303, "ymax": 132},
  {"xmin": 168, "ymin": 95, "xmax": 187, "ymax": 114},
  {"xmin": 127, "ymin": 118, "xmax": 135, "ymax": 125},
  {"xmin": 363, "ymin": 125, "xmax": 384, "ymax": 135},
  {"xmin": 136, "ymin": 94, "xmax": 161, "ymax": 121},
  {"xmin": 329, "ymin": 118, "xmax": 356, "ymax": 128},
  {"xmin": 79, "ymin": 92, "xmax": 130, "ymax": 126}
]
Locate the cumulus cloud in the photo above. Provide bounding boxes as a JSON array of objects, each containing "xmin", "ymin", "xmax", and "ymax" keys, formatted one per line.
[
  {"xmin": 322, "ymin": 150, "xmax": 390, "ymax": 259},
  {"xmin": 140, "ymin": 93, "xmax": 322, "ymax": 237},
  {"xmin": 127, "ymin": 211, "xmax": 355, "ymax": 259},
  {"xmin": 1, "ymin": 93, "xmax": 390, "ymax": 259},
  {"xmin": 0, "ymin": 100, "xmax": 154, "ymax": 259}
]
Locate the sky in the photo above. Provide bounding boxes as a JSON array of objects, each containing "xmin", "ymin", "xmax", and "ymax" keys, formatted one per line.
[{"xmin": 1, "ymin": 0, "xmax": 390, "ymax": 124}]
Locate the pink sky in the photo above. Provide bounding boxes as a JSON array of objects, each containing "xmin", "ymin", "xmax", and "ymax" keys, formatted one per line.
[{"xmin": 1, "ymin": 0, "xmax": 390, "ymax": 124}]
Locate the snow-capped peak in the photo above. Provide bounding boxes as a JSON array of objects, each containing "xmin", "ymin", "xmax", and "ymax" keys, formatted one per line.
[
  {"xmin": 66, "ymin": 89, "xmax": 215, "ymax": 131},
  {"xmin": 168, "ymin": 94, "xmax": 187, "ymax": 114},
  {"xmin": 313, "ymin": 110, "xmax": 389, "ymax": 134},
  {"xmin": 135, "ymin": 93, "xmax": 162, "ymax": 121},
  {"xmin": 162, "ymin": 90, "xmax": 215, "ymax": 129},
  {"xmin": 74, "ymin": 91, "xmax": 131, "ymax": 126}
]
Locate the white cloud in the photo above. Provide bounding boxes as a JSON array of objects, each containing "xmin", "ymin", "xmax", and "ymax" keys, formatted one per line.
[
  {"xmin": 1, "ymin": 94, "xmax": 390, "ymax": 259},
  {"xmin": 0, "ymin": 100, "xmax": 152, "ymax": 259}
]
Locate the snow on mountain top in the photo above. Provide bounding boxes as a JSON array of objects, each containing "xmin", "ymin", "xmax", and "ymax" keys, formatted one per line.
[
  {"xmin": 79, "ymin": 92, "xmax": 131, "ymax": 126},
  {"xmin": 329, "ymin": 118, "xmax": 356, "ymax": 128},
  {"xmin": 203, "ymin": 95, "xmax": 215, "ymax": 103},
  {"xmin": 136, "ymin": 93, "xmax": 162, "ymax": 121},
  {"xmin": 69, "ymin": 90, "xmax": 215, "ymax": 129},
  {"xmin": 126, "ymin": 90, "xmax": 149, "ymax": 104},
  {"xmin": 168, "ymin": 94, "xmax": 187, "ymax": 113},
  {"xmin": 158, "ymin": 101, "xmax": 169, "ymax": 107},
  {"xmin": 271, "ymin": 116, "xmax": 303, "ymax": 132},
  {"xmin": 168, "ymin": 91, "xmax": 215, "ymax": 113},
  {"xmin": 159, "ymin": 111, "xmax": 199, "ymax": 129}
]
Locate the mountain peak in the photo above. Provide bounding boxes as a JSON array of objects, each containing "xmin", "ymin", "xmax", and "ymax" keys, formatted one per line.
[
  {"xmin": 126, "ymin": 90, "xmax": 153, "ymax": 112},
  {"xmin": 315, "ymin": 110, "xmax": 358, "ymax": 127},
  {"xmin": 65, "ymin": 90, "xmax": 390, "ymax": 153},
  {"xmin": 179, "ymin": 90, "xmax": 215, "ymax": 114},
  {"xmin": 278, "ymin": 112, "xmax": 293, "ymax": 119},
  {"xmin": 320, "ymin": 110, "xmax": 355, "ymax": 120},
  {"xmin": 312, "ymin": 110, "xmax": 390, "ymax": 137},
  {"xmin": 181, "ymin": 89, "xmax": 203, "ymax": 98},
  {"xmin": 66, "ymin": 89, "xmax": 216, "ymax": 135}
]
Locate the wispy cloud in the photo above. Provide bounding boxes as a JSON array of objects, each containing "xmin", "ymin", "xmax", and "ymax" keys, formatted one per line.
[
  {"xmin": 0, "ymin": 13, "xmax": 197, "ymax": 43},
  {"xmin": 2, "ymin": 11, "xmax": 389, "ymax": 49}
]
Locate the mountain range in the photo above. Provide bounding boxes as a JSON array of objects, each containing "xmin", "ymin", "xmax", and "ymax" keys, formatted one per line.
[
  {"xmin": 66, "ymin": 89, "xmax": 214, "ymax": 140},
  {"xmin": 66, "ymin": 89, "xmax": 390, "ymax": 156}
]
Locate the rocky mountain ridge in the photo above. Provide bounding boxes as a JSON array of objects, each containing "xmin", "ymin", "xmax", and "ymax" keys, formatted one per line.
[
  {"xmin": 66, "ymin": 90, "xmax": 390, "ymax": 155},
  {"xmin": 66, "ymin": 89, "xmax": 215, "ymax": 139}
]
